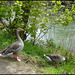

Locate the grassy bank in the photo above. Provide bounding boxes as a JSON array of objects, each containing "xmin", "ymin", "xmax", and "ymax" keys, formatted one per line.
[{"xmin": 0, "ymin": 30, "xmax": 75, "ymax": 74}]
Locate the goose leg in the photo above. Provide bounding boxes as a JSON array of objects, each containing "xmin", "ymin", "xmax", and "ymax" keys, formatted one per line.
[
  {"xmin": 14, "ymin": 55, "xmax": 21, "ymax": 62},
  {"xmin": 55, "ymin": 63, "xmax": 60, "ymax": 67}
]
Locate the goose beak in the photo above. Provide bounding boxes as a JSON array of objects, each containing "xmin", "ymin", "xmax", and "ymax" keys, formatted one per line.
[{"xmin": 21, "ymin": 29, "xmax": 24, "ymax": 31}]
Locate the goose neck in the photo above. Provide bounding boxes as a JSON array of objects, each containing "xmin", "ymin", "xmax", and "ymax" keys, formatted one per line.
[{"xmin": 16, "ymin": 30, "xmax": 22, "ymax": 41}]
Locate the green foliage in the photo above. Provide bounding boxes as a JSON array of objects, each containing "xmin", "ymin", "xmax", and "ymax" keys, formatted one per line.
[
  {"xmin": 22, "ymin": 41, "xmax": 52, "ymax": 58},
  {"xmin": 52, "ymin": 1, "xmax": 75, "ymax": 26},
  {"xmin": 0, "ymin": 1, "xmax": 75, "ymax": 44},
  {"xmin": 0, "ymin": 23, "xmax": 4, "ymax": 29},
  {"xmin": 0, "ymin": 1, "xmax": 75, "ymax": 74},
  {"xmin": 0, "ymin": 1, "xmax": 14, "ymax": 20},
  {"xmin": 41, "ymin": 60, "xmax": 75, "ymax": 74},
  {"xmin": 0, "ymin": 2, "xmax": 8, "ymax": 17},
  {"xmin": 46, "ymin": 38, "xmax": 56, "ymax": 49},
  {"xmin": 0, "ymin": 29, "xmax": 16, "ymax": 49}
]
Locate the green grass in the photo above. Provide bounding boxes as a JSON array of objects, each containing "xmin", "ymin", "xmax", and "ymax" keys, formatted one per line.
[
  {"xmin": 0, "ymin": 29, "xmax": 75, "ymax": 74},
  {"xmin": 0, "ymin": 29, "xmax": 17, "ymax": 49},
  {"xmin": 23, "ymin": 42, "xmax": 52, "ymax": 57},
  {"xmin": 21, "ymin": 42, "xmax": 75, "ymax": 74},
  {"xmin": 40, "ymin": 60, "xmax": 75, "ymax": 74}
]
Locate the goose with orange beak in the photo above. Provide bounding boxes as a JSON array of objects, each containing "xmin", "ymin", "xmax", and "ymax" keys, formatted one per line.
[{"xmin": 0, "ymin": 28, "xmax": 24, "ymax": 62}]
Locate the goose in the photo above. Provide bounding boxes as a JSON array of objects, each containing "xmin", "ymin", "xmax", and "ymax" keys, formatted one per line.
[
  {"xmin": 0, "ymin": 28, "xmax": 24, "ymax": 62},
  {"xmin": 44, "ymin": 54, "xmax": 65, "ymax": 66}
]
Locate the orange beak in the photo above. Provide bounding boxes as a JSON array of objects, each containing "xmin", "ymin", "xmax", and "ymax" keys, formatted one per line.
[{"xmin": 21, "ymin": 29, "xmax": 24, "ymax": 31}]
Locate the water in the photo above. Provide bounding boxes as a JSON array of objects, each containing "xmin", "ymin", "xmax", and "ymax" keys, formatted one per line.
[{"xmin": 41, "ymin": 21, "xmax": 75, "ymax": 51}]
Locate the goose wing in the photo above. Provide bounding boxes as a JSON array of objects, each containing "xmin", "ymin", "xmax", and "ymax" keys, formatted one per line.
[
  {"xmin": 46, "ymin": 54, "xmax": 61, "ymax": 62},
  {"xmin": 1, "ymin": 42, "xmax": 20, "ymax": 55}
]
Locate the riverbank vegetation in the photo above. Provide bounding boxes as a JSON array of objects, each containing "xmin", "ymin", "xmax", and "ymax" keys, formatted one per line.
[
  {"xmin": 0, "ymin": 1, "xmax": 75, "ymax": 74},
  {"xmin": 0, "ymin": 30, "xmax": 75, "ymax": 74}
]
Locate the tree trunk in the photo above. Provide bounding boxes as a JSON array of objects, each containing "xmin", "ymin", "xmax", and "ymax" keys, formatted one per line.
[{"xmin": 21, "ymin": 1, "xmax": 31, "ymax": 40}]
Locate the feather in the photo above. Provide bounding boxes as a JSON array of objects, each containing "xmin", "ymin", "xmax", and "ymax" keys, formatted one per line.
[
  {"xmin": 7, "ymin": 52, "xmax": 13, "ymax": 56},
  {"xmin": 44, "ymin": 54, "xmax": 65, "ymax": 63},
  {"xmin": 44, "ymin": 54, "xmax": 52, "ymax": 61},
  {"xmin": 0, "ymin": 54, "xmax": 3, "ymax": 56}
]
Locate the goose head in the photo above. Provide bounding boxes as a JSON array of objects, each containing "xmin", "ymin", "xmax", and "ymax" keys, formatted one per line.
[{"xmin": 17, "ymin": 28, "xmax": 24, "ymax": 32}]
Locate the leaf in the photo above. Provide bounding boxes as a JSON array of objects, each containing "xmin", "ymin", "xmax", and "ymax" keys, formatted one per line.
[{"xmin": 16, "ymin": 1, "xmax": 19, "ymax": 4}]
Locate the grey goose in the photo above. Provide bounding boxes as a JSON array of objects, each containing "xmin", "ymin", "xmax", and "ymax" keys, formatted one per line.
[
  {"xmin": 44, "ymin": 54, "xmax": 65, "ymax": 66},
  {"xmin": 0, "ymin": 28, "xmax": 24, "ymax": 62}
]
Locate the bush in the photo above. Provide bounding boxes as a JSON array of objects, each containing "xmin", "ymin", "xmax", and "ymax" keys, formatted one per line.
[{"xmin": 0, "ymin": 29, "xmax": 16, "ymax": 49}]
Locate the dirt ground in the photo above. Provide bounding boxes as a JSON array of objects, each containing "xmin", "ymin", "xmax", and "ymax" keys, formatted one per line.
[{"xmin": 0, "ymin": 54, "xmax": 43, "ymax": 74}]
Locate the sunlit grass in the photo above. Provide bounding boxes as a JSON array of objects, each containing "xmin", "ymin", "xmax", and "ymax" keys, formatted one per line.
[{"xmin": 40, "ymin": 61, "xmax": 75, "ymax": 74}]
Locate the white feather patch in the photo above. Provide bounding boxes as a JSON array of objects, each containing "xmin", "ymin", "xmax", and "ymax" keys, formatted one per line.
[
  {"xmin": 7, "ymin": 53, "xmax": 13, "ymax": 56},
  {"xmin": 44, "ymin": 54, "xmax": 52, "ymax": 61},
  {"xmin": 0, "ymin": 54, "xmax": 3, "ymax": 56},
  {"xmin": 63, "ymin": 57, "xmax": 65, "ymax": 61}
]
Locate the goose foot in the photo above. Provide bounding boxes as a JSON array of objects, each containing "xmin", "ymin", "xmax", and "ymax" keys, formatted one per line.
[{"xmin": 14, "ymin": 55, "xmax": 21, "ymax": 62}]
